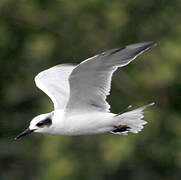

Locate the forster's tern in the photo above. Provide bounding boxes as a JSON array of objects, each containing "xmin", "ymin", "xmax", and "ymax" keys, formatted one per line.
[{"xmin": 15, "ymin": 41, "xmax": 157, "ymax": 140}]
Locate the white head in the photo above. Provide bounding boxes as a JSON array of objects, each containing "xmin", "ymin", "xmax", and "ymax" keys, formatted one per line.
[{"xmin": 15, "ymin": 112, "xmax": 53, "ymax": 140}]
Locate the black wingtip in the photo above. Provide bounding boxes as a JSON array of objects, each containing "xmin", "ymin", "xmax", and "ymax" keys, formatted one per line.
[
  {"xmin": 103, "ymin": 41, "xmax": 159, "ymax": 58},
  {"xmin": 141, "ymin": 41, "xmax": 159, "ymax": 50},
  {"xmin": 109, "ymin": 47, "xmax": 126, "ymax": 55},
  {"xmin": 131, "ymin": 41, "xmax": 159, "ymax": 56},
  {"xmin": 149, "ymin": 40, "xmax": 160, "ymax": 47}
]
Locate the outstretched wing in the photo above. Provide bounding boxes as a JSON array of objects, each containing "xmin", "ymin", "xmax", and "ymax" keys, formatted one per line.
[
  {"xmin": 66, "ymin": 41, "xmax": 158, "ymax": 113},
  {"xmin": 35, "ymin": 64, "xmax": 76, "ymax": 110}
]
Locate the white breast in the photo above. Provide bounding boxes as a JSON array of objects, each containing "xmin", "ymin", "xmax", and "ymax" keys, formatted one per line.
[{"xmin": 52, "ymin": 110, "xmax": 115, "ymax": 136}]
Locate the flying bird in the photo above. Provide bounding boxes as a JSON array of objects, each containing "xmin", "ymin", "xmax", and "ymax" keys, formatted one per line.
[{"xmin": 15, "ymin": 41, "xmax": 157, "ymax": 140}]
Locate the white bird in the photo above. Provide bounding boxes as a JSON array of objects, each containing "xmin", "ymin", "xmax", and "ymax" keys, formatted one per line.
[{"xmin": 15, "ymin": 41, "xmax": 157, "ymax": 140}]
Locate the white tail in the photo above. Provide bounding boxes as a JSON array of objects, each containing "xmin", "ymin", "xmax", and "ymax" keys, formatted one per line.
[{"xmin": 111, "ymin": 103, "xmax": 155, "ymax": 135}]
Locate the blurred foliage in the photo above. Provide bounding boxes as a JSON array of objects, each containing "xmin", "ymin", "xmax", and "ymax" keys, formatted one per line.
[{"xmin": 0, "ymin": 0, "xmax": 181, "ymax": 179}]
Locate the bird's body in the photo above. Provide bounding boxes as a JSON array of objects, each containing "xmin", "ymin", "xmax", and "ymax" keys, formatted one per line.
[
  {"xmin": 15, "ymin": 41, "xmax": 158, "ymax": 140},
  {"xmin": 51, "ymin": 110, "xmax": 115, "ymax": 136}
]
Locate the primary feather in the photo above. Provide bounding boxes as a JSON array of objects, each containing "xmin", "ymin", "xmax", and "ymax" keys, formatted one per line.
[{"xmin": 66, "ymin": 41, "xmax": 157, "ymax": 113}]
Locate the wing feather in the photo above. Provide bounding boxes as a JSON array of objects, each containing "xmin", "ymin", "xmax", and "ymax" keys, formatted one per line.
[
  {"xmin": 66, "ymin": 41, "xmax": 158, "ymax": 113},
  {"xmin": 35, "ymin": 64, "xmax": 76, "ymax": 110}
]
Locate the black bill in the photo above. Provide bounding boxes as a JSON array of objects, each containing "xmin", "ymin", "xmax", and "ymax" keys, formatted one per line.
[{"xmin": 15, "ymin": 128, "xmax": 34, "ymax": 140}]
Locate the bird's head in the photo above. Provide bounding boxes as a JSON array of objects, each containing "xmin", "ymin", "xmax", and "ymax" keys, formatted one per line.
[{"xmin": 15, "ymin": 113, "xmax": 53, "ymax": 140}]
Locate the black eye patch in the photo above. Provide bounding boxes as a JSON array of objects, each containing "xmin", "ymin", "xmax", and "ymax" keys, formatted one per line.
[{"xmin": 36, "ymin": 118, "xmax": 52, "ymax": 128}]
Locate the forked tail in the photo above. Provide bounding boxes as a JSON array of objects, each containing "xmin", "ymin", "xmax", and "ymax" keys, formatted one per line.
[{"xmin": 110, "ymin": 103, "xmax": 155, "ymax": 135}]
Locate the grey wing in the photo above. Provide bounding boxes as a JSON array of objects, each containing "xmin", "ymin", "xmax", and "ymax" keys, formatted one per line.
[
  {"xmin": 35, "ymin": 64, "xmax": 76, "ymax": 110},
  {"xmin": 65, "ymin": 41, "xmax": 158, "ymax": 113}
]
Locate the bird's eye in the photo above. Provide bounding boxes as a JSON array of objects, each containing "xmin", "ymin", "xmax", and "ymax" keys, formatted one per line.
[
  {"xmin": 36, "ymin": 118, "xmax": 52, "ymax": 128},
  {"xmin": 36, "ymin": 122, "xmax": 44, "ymax": 127}
]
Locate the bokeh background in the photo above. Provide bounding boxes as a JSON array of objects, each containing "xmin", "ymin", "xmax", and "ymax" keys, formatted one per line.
[{"xmin": 1, "ymin": 0, "xmax": 181, "ymax": 179}]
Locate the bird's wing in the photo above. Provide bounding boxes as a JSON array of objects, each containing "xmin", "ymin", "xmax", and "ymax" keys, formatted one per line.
[
  {"xmin": 65, "ymin": 41, "xmax": 158, "ymax": 113},
  {"xmin": 35, "ymin": 64, "xmax": 76, "ymax": 110}
]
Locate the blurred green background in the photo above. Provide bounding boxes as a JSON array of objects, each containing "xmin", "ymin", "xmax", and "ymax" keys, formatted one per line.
[{"xmin": 0, "ymin": 0, "xmax": 181, "ymax": 179}]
